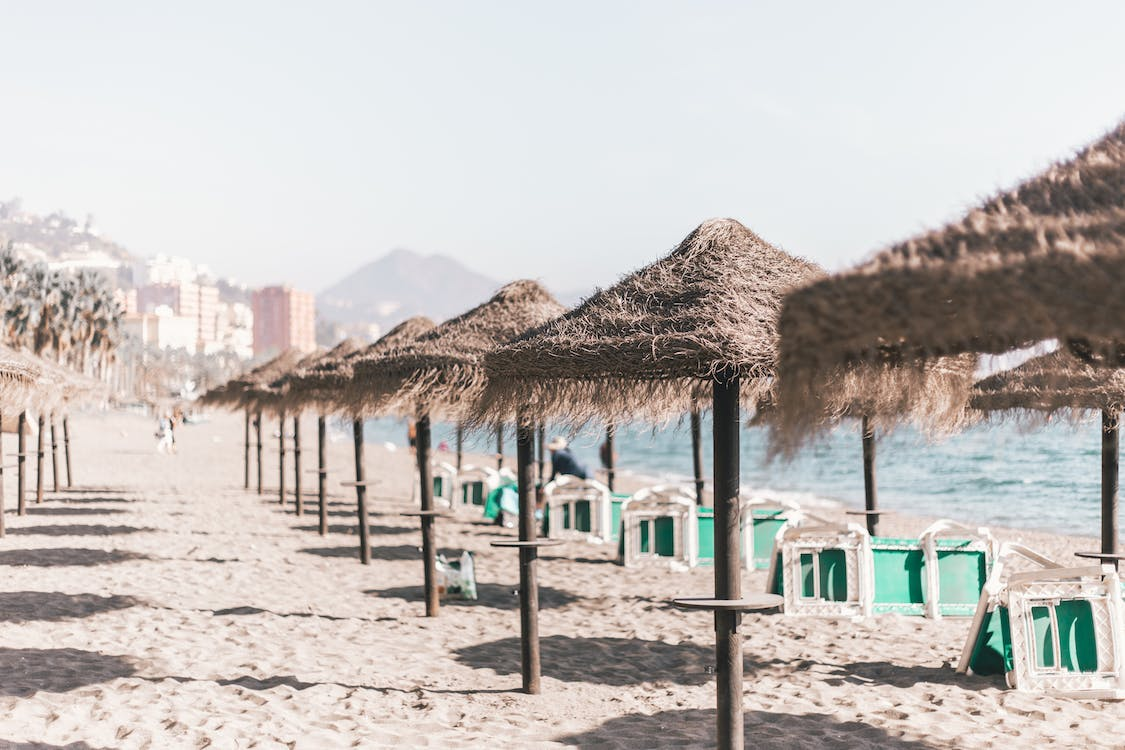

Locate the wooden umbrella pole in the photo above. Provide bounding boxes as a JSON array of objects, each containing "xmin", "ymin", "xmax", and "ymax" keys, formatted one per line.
[
  {"xmin": 293, "ymin": 415, "xmax": 303, "ymax": 516},
  {"xmin": 713, "ymin": 375, "xmax": 743, "ymax": 750},
  {"xmin": 278, "ymin": 412, "xmax": 287, "ymax": 505},
  {"xmin": 353, "ymin": 418, "xmax": 370, "ymax": 565},
  {"xmin": 35, "ymin": 414, "xmax": 45, "ymax": 504},
  {"xmin": 604, "ymin": 424, "xmax": 616, "ymax": 492},
  {"xmin": 0, "ymin": 410, "xmax": 5, "ymax": 536},
  {"xmin": 50, "ymin": 417, "xmax": 59, "ymax": 493},
  {"xmin": 16, "ymin": 412, "xmax": 26, "ymax": 515},
  {"xmin": 516, "ymin": 414, "xmax": 541, "ymax": 694},
  {"xmin": 455, "ymin": 424, "xmax": 463, "ymax": 471},
  {"xmin": 317, "ymin": 415, "xmax": 327, "ymax": 536},
  {"xmin": 537, "ymin": 423, "xmax": 545, "ymax": 486},
  {"xmin": 862, "ymin": 415, "xmax": 878, "ymax": 536},
  {"xmin": 255, "ymin": 411, "xmax": 264, "ymax": 495},
  {"xmin": 496, "ymin": 426, "xmax": 504, "ymax": 470},
  {"xmin": 243, "ymin": 410, "xmax": 251, "ymax": 489},
  {"xmin": 1103, "ymin": 409, "xmax": 1119, "ymax": 556},
  {"xmin": 690, "ymin": 408, "xmax": 706, "ymax": 505},
  {"xmin": 417, "ymin": 412, "xmax": 438, "ymax": 617},
  {"xmin": 62, "ymin": 417, "xmax": 72, "ymax": 488}
]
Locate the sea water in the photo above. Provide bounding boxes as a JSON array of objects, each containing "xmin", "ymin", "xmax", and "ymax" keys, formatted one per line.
[{"xmin": 354, "ymin": 415, "xmax": 1104, "ymax": 538}]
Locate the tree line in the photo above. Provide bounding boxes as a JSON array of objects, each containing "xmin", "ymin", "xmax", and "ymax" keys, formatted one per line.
[{"xmin": 0, "ymin": 242, "xmax": 122, "ymax": 376}]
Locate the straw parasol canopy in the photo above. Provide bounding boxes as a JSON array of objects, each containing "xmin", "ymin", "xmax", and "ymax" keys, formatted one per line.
[
  {"xmin": 775, "ymin": 121, "xmax": 1125, "ymax": 445},
  {"xmin": 350, "ymin": 281, "xmax": 566, "ymax": 419},
  {"xmin": 199, "ymin": 349, "xmax": 306, "ymax": 414},
  {"xmin": 0, "ymin": 346, "xmax": 42, "ymax": 409},
  {"xmin": 970, "ymin": 349, "xmax": 1125, "ymax": 420},
  {"xmin": 269, "ymin": 337, "xmax": 364, "ymax": 412},
  {"xmin": 479, "ymin": 219, "xmax": 834, "ymax": 426},
  {"xmin": 286, "ymin": 317, "xmax": 436, "ymax": 415}
]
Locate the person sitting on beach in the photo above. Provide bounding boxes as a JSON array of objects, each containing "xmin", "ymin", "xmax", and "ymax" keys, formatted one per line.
[{"xmin": 547, "ymin": 437, "xmax": 587, "ymax": 480}]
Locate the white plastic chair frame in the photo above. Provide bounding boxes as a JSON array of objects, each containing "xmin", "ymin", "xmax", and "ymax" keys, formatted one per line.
[
  {"xmin": 543, "ymin": 475, "xmax": 612, "ymax": 542},
  {"xmin": 619, "ymin": 484, "xmax": 698, "ymax": 569},
  {"xmin": 958, "ymin": 543, "xmax": 1125, "ymax": 698},
  {"xmin": 454, "ymin": 465, "xmax": 500, "ymax": 512},
  {"xmin": 768, "ymin": 522, "xmax": 873, "ymax": 617},
  {"xmin": 411, "ymin": 460, "xmax": 458, "ymax": 508},
  {"xmin": 739, "ymin": 492, "xmax": 803, "ymax": 572},
  {"xmin": 917, "ymin": 519, "xmax": 999, "ymax": 620}
]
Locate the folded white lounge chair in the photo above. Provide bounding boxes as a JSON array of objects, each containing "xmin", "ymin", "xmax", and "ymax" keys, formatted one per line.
[
  {"xmin": 618, "ymin": 485, "xmax": 698, "ymax": 569},
  {"xmin": 543, "ymin": 475, "xmax": 613, "ymax": 542},
  {"xmin": 959, "ymin": 543, "xmax": 1125, "ymax": 698}
]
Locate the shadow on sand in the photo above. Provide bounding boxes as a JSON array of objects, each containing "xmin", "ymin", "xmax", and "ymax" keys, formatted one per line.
[
  {"xmin": 369, "ymin": 582, "xmax": 581, "ymax": 611},
  {"xmin": 555, "ymin": 708, "xmax": 942, "ymax": 748},
  {"xmin": 454, "ymin": 635, "xmax": 767, "ymax": 687},
  {"xmin": 0, "ymin": 548, "xmax": 149, "ymax": 567},
  {"xmin": 44, "ymin": 496, "xmax": 135, "ymax": 505},
  {"xmin": 0, "ymin": 741, "xmax": 108, "ymax": 749},
  {"xmin": 299, "ymin": 544, "xmax": 422, "ymax": 562},
  {"xmin": 0, "ymin": 591, "xmax": 141, "ymax": 623},
  {"xmin": 24, "ymin": 507, "xmax": 128, "ymax": 517},
  {"xmin": 6, "ymin": 524, "xmax": 153, "ymax": 537},
  {"xmin": 0, "ymin": 647, "xmax": 136, "ymax": 697},
  {"xmin": 292, "ymin": 523, "xmax": 414, "ymax": 536},
  {"xmin": 819, "ymin": 660, "xmax": 1000, "ymax": 690}
]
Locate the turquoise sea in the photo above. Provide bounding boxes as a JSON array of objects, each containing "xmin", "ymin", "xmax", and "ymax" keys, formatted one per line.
[{"xmin": 354, "ymin": 416, "xmax": 1106, "ymax": 538}]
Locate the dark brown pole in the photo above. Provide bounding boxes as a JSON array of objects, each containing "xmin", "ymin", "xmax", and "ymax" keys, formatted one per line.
[
  {"xmin": 604, "ymin": 424, "xmax": 616, "ymax": 492},
  {"xmin": 255, "ymin": 411, "xmax": 263, "ymax": 495},
  {"xmin": 455, "ymin": 424, "xmax": 463, "ymax": 471},
  {"xmin": 862, "ymin": 415, "xmax": 878, "ymax": 536},
  {"xmin": 17, "ymin": 412, "xmax": 26, "ymax": 515},
  {"xmin": 317, "ymin": 415, "xmax": 327, "ymax": 536},
  {"xmin": 537, "ymin": 423, "xmax": 545, "ymax": 486},
  {"xmin": 243, "ymin": 410, "xmax": 251, "ymax": 489},
  {"xmin": 0, "ymin": 410, "xmax": 5, "ymax": 536},
  {"xmin": 496, "ymin": 426, "xmax": 504, "ymax": 470},
  {"xmin": 62, "ymin": 416, "xmax": 72, "ymax": 488},
  {"xmin": 713, "ymin": 375, "xmax": 742, "ymax": 750},
  {"xmin": 691, "ymin": 408, "xmax": 705, "ymax": 505},
  {"xmin": 417, "ymin": 412, "xmax": 438, "ymax": 617},
  {"xmin": 353, "ymin": 418, "xmax": 370, "ymax": 565},
  {"xmin": 1103, "ymin": 409, "xmax": 1119, "ymax": 557},
  {"xmin": 35, "ymin": 414, "xmax": 45, "ymax": 504},
  {"xmin": 516, "ymin": 414, "xmax": 541, "ymax": 694},
  {"xmin": 50, "ymin": 417, "xmax": 59, "ymax": 493},
  {"xmin": 278, "ymin": 412, "xmax": 287, "ymax": 505},
  {"xmin": 293, "ymin": 415, "xmax": 303, "ymax": 516}
]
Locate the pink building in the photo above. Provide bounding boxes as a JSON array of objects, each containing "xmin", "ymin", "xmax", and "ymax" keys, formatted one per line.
[{"xmin": 252, "ymin": 286, "xmax": 316, "ymax": 356}]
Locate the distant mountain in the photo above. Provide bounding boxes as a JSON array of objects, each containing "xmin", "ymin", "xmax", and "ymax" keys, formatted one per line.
[{"xmin": 317, "ymin": 249, "xmax": 504, "ymax": 332}]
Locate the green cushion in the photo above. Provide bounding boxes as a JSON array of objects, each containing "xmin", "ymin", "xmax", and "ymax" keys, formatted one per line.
[{"xmin": 970, "ymin": 606, "xmax": 1012, "ymax": 675}]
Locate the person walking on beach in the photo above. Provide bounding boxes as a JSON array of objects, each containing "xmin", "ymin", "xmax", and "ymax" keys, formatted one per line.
[
  {"xmin": 407, "ymin": 421, "xmax": 417, "ymax": 455},
  {"xmin": 155, "ymin": 413, "xmax": 174, "ymax": 454},
  {"xmin": 547, "ymin": 437, "xmax": 588, "ymax": 480}
]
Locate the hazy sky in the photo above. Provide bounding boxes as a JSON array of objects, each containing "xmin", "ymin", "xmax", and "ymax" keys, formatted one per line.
[{"xmin": 3, "ymin": 2, "xmax": 1124, "ymax": 295}]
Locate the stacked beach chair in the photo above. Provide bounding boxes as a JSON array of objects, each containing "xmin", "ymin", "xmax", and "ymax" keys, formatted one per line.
[
  {"xmin": 959, "ymin": 544, "xmax": 1125, "ymax": 698},
  {"xmin": 767, "ymin": 519, "xmax": 997, "ymax": 619},
  {"xmin": 541, "ymin": 475, "xmax": 614, "ymax": 542}
]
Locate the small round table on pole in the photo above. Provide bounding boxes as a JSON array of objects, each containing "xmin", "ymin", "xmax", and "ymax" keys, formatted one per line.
[{"xmin": 1074, "ymin": 551, "xmax": 1125, "ymax": 570}]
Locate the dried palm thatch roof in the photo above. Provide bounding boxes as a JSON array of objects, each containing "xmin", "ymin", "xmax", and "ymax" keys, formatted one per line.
[
  {"xmin": 199, "ymin": 349, "xmax": 306, "ymax": 413},
  {"xmin": 476, "ymin": 219, "xmax": 823, "ymax": 426},
  {"xmin": 971, "ymin": 349, "xmax": 1125, "ymax": 421},
  {"xmin": 774, "ymin": 120, "xmax": 1125, "ymax": 445},
  {"xmin": 269, "ymin": 337, "xmax": 364, "ymax": 411},
  {"xmin": 285, "ymin": 317, "xmax": 436, "ymax": 415},
  {"xmin": 0, "ymin": 346, "xmax": 41, "ymax": 409},
  {"xmin": 350, "ymin": 281, "xmax": 566, "ymax": 419}
]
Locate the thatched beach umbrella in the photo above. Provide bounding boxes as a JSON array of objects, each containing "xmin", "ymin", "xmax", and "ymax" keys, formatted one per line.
[
  {"xmin": 479, "ymin": 219, "xmax": 819, "ymax": 743},
  {"xmin": 0, "ymin": 348, "xmax": 40, "ymax": 536},
  {"xmin": 774, "ymin": 120, "xmax": 1125, "ymax": 451},
  {"xmin": 351, "ymin": 281, "xmax": 566, "ymax": 621},
  {"xmin": 272, "ymin": 337, "xmax": 364, "ymax": 528},
  {"xmin": 202, "ymin": 349, "xmax": 305, "ymax": 500},
  {"xmin": 290, "ymin": 318, "xmax": 436, "ymax": 563},
  {"xmin": 971, "ymin": 349, "xmax": 1125, "ymax": 559}
]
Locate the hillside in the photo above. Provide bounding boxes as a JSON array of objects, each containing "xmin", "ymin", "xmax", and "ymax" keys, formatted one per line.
[
  {"xmin": 0, "ymin": 199, "xmax": 135, "ymax": 265},
  {"xmin": 317, "ymin": 249, "xmax": 504, "ymax": 330}
]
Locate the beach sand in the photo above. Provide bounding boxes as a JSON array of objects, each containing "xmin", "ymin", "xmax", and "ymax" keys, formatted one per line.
[{"xmin": 0, "ymin": 409, "xmax": 1120, "ymax": 748}]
